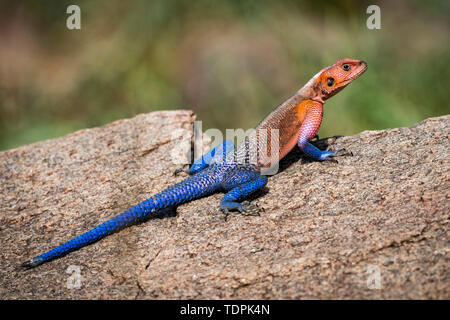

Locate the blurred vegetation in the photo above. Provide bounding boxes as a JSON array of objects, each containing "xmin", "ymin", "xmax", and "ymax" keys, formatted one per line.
[{"xmin": 0, "ymin": 0, "xmax": 449, "ymax": 150}]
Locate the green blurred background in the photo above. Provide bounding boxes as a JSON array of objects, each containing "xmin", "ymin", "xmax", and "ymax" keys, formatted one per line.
[{"xmin": 0, "ymin": 0, "xmax": 449, "ymax": 151}]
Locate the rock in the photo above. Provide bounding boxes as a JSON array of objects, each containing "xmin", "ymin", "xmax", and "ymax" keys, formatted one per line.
[{"xmin": 0, "ymin": 111, "xmax": 448, "ymax": 299}]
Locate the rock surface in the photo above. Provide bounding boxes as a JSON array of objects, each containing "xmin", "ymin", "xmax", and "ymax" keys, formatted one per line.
[{"xmin": 0, "ymin": 111, "xmax": 448, "ymax": 299}]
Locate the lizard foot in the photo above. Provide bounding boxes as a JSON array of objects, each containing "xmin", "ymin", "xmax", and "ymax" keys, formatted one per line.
[
  {"xmin": 221, "ymin": 201, "xmax": 264, "ymax": 221},
  {"xmin": 321, "ymin": 148, "xmax": 353, "ymax": 163},
  {"xmin": 332, "ymin": 148, "xmax": 353, "ymax": 157},
  {"xmin": 239, "ymin": 201, "xmax": 265, "ymax": 216}
]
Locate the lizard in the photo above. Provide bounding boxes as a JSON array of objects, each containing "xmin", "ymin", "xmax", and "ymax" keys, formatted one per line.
[{"xmin": 21, "ymin": 58, "xmax": 367, "ymax": 268}]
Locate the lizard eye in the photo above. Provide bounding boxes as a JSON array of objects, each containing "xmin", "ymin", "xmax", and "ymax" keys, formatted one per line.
[
  {"xmin": 327, "ymin": 77, "xmax": 334, "ymax": 87},
  {"xmin": 342, "ymin": 64, "xmax": 350, "ymax": 71}
]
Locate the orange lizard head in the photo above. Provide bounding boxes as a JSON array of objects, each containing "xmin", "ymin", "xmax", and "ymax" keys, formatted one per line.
[{"xmin": 312, "ymin": 58, "xmax": 367, "ymax": 103}]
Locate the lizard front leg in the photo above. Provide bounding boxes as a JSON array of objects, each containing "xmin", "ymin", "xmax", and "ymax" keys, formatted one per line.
[{"xmin": 297, "ymin": 105, "xmax": 349, "ymax": 161}]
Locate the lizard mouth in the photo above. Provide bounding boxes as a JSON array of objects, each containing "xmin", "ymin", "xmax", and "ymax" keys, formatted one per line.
[{"xmin": 326, "ymin": 62, "xmax": 367, "ymax": 97}]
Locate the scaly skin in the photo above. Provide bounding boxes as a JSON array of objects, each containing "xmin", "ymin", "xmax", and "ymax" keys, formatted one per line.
[{"xmin": 21, "ymin": 58, "xmax": 367, "ymax": 268}]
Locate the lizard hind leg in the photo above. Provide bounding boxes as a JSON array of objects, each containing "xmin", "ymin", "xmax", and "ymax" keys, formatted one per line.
[{"xmin": 220, "ymin": 172, "xmax": 267, "ymax": 217}]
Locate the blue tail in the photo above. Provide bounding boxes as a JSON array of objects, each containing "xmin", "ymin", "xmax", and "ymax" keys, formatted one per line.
[{"xmin": 21, "ymin": 169, "xmax": 219, "ymax": 268}]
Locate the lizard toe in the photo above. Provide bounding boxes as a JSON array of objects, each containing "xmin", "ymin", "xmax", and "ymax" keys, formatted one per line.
[
  {"xmin": 332, "ymin": 148, "xmax": 353, "ymax": 157},
  {"xmin": 239, "ymin": 201, "xmax": 264, "ymax": 216}
]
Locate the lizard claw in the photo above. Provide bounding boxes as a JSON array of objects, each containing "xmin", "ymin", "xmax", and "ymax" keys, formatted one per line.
[
  {"xmin": 320, "ymin": 148, "xmax": 353, "ymax": 164},
  {"xmin": 221, "ymin": 208, "xmax": 232, "ymax": 222},
  {"xmin": 323, "ymin": 157, "xmax": 339, "ymax": 164},
  {"xmin": 331, "ymin": 148, "xmax": 353, "ymax": 157},
  {"xmin": 221, "ymin": 201, "xmax": 264, "ymax": 221}
]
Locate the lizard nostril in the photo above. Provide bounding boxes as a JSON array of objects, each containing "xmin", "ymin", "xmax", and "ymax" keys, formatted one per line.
[{"xmin": 359, "ymin": 61, "xmax": 367, "ymax": 66}]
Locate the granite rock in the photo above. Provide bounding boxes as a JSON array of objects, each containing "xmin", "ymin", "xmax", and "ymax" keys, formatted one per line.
[{"xmin": 0, "ymin": 111, "xmax": 448, "ymax": 299}]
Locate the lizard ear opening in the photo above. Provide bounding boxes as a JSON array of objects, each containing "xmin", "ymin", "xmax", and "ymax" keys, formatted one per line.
[{"xmin": 326, "ymin": 77, "xmax": 335, "ymax": 87}]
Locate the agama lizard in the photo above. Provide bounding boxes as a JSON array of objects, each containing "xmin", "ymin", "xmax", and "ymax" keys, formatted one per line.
[{"xmin": 21, "ymin": 58, "xmax": 367, "ymax": 268}]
